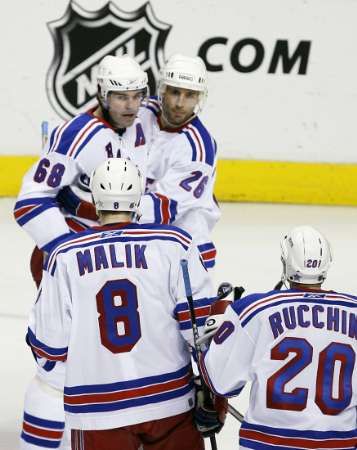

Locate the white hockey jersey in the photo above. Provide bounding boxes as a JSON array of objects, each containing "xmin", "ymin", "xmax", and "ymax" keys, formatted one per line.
[
  {"xmin": 27, "ymin": 222, "xmax": 215, "ymax": 430},
  {"xmin": 14, "ymin": 109, "xmax": 148, "ymax": 251},
  {"xmin": 138, "ymin": 97, "xmax": 221, "ymax": 269},
  {"xmin": 201, "ymin": 289, "xmax": 357, "ymax": 450}
]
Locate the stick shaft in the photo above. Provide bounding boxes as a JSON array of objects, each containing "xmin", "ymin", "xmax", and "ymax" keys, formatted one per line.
[
  {"xmin": 227, "ymin": 404, "xmax": 244, "ymax": 423},
  {"xmin": 180, "ymin": 259, "xmax": 218, "ymax": 450}
]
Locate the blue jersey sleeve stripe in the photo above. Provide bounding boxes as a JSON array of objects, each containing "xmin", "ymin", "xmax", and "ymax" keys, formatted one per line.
[
  {"xmin": 14, "ymin": 199, "xmax": 58, "ymax": 227},
  {"xmin": 23, "ymin": 412, "xmax": 65, "ymax": 429},
  {"xmin": 53, "ymin": 114, "xmax": 95, "ymax": 156},
  {"xmin": 27, "ymin": 328, "xmax": 68, "ymax": 359},
  {"xmin": 21, "ymin": 434, "xmax": 63, "ymax": 449},
  {"xmin": 146, "ymin": 105, "xmax": 159, "ymax": 116},
  {"xmin": 191, "ymin": 118, "xmax": 216, "ymax": 166},
  {"xmin": 148, "ymin": 193, "xmax": 163, "ymax": 223},
  {"xmin": 73, "ymin": 124, "xmax": 105, "ymax": 159},
  {"xmin": 48, "ymin": 127, "xmax": 57, "ymax": 150},
  {"xmin": 174, "ymin": 297, "xmax": 216, "ymax": 313},
  {"xmin": 169, "ymin": 198, "xmax": 177, "ymax": 222},
  {"xmin": 203, "ymin": 259, "xmax": 215, "ymax": 269},
  {"xmin": 179, "ymin": 317, "xmax": 207, "ymax": 330},
  {"xmin": 14, "ymin": 197, "xmax": 57, "ymax": 209},
  {"xmin": 198, "ymin": 242, "xmax": 215, "ymax": 252},
  {"xmin": 182, "ymin": 131, "xmax": 197, "ymax": 162}
]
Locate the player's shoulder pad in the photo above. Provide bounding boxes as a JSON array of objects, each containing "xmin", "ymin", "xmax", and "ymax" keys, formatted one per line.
[
  {"xmin": 134, "ymin": 223, "xmax": 193, "ymax": 250},
  {"xmin": 140, "ymin": 96, "xmax": 160, "ymax": 117},
  {"xmin": 47, "ymin": 112, "xmax": 108, "ymax": 160},
  {"xmin": 231, "ymin": 289, "xmax": 280, "ymax": 316},
  {"xmin": 136, "ymin": 222, "xmax": 193, "ymax": 239},
  {"xmin": 328, "ymin": 290, "xmax": 357, "ymax": 302},
  {"xmin": 179, "ymin": 116, "xmax": 217, "ymax": 167},
  {"xmin": 45, "ymin": 228, "xmax": 99, "ymax": 274}
]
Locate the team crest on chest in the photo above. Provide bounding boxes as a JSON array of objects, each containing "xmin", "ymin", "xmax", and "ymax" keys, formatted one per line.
[{"xmin": 46, "ymin": 1, "xmax": 171, "ymax": 119}]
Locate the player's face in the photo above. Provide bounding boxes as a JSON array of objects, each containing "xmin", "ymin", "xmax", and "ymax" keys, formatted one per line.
[
  {"xmin": 161, "ymin": 85, "xmax": 200, "ymax": 127},
  {"xmin": 107, "ymin": 90, "xmax": 144, "ymax": 128}
]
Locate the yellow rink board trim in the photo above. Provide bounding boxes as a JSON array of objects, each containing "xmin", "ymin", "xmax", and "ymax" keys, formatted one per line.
[
  {"xmin": 215, "ymin": 159, "xmax": 357, "ymax": 205},
  {"xmin": 1, "ymin": 155, "xmax": 357, "ymax": 205}
]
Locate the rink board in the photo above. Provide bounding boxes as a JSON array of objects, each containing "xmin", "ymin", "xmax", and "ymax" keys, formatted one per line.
[{"xmin": 1, "ymin": 155, "xmax": 357, "ymax": 205}]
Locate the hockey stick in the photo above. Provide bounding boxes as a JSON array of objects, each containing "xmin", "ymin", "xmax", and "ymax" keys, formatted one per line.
[
  {"xmin": 41, "ymin": 120, "xmax": 49, "ymax": 149},
  {"xmin": 181, "ymin": 259, "xmax": 218, "ymax": 450},
  {"xmin": 227, "ymin": 404, "xmax": 244, "ymax": 423}
]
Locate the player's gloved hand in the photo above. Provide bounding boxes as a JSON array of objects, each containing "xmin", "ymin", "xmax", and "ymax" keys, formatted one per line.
[
  {"xmin": 194, "ymin": 377, "xmax": 227, "ymax": 437},
  {"xmin": 57, "ymin": 186, "xmax": 98, "ymax": 221},
  {"xmin": 197, "ymin": 299, "xmax": 232, "ymax": 346}
]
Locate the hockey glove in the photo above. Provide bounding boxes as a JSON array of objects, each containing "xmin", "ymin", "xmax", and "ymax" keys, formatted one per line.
[
  {"xmin": 197, "ymin": 299, "xmax": 232, "ymax": 346},
  {"xmin": 194, "ymin": 377, "xmax": 227, "ymax": 438},
  {"xmin": 57, "ymin": 186, "xmax": 98, "ymax": 221}
]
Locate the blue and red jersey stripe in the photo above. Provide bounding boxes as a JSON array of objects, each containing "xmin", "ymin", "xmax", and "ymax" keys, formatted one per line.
[
  {"xmin": 14, "ymin": 197, "xmax": 58, "ymax": 226},
  {"xmin": 21, "ymin": 412, "xmax": 64, "ymax": 449},
  {"xmin": 239, "ymin": 421, "xmax": 357, "ymax": 450},
  {"xmin": 27, "ymin": 328, "xmax": 67, "ymax": 362},
  {"xmin": 198, "ymin": 242, "xmax": 216, "ymax": 269},
  {"xmin": 147, "ymin": 192, "xmax": 178, "ymax": 224},
  {"xmin": 175, "ymin": 297, "xmax": 216, "ymax": 330},
  {"xmin": 64, "ymin": 364, "xmax": 193, "ymax": 414}
]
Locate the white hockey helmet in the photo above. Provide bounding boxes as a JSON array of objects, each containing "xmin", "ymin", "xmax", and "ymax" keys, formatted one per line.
[
  {"xmin": 97, "ymin": 55, "xmax": 148, "ymax": 106},
  {"xmin": 159, "ymin": 54, "xmax": 208, "ymax": 112},
  {"xmin": 90, "ymin": 158, "xmax": 144, "ymax": 213},
  {"xmin": 280, "ymin": 225, "xmax": 332, "ymax": 285}
]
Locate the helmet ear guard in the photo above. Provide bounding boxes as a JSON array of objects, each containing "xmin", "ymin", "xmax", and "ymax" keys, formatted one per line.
[
  {"xmin": 280, "ymin": 226, "xmax": 332, "ymax": 285},
  {"xmin": 90, "ymin": 158, "xmax": 144, "ymax": 213}
]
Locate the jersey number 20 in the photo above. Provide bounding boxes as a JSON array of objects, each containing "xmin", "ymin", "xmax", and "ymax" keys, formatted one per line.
[
  {"xmin": 96, "ymin": 279, "xmax": 141, "ymax": 354},
  {"xmin": 267, "ymin": 337, "xmax": 355, "ymax": 415}
]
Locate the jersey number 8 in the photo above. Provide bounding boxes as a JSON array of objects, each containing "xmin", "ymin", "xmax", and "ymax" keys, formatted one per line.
[{"xmin": 96, "ymin": 279, "xmax": 141, "ymax": 354}]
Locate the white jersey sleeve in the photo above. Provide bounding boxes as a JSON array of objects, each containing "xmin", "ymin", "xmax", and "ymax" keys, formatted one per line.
[
  {"xmin": 173, "ymin": 242, "xmax": 216, "ymax": 347},
  {"xmin": 201, "ymin": 303, "xmax": 254, "ymax": 397},
  {"xmin": 14, "ymin": 151, "xmax": 82, "ymax": 251},
  {"xmin": 14, "ymin": 114, "xmax": 104, "ymax": 250},
  {"xmin": 27, "ymin": 260, "xmax": 72, "ymax": 389}
]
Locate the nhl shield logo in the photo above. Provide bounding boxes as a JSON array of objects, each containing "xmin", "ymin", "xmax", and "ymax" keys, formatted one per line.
[{"xmin": 46, "ymin": 1, "xmax": 171, "ymax": 119}]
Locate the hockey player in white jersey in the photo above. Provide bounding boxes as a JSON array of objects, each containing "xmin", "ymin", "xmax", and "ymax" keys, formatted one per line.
[
  {"xmin": 16, "ymin": 56, "xmax": 149, "ymax": 450},
  {"xmin": 58, "ymin": 54, "xmax": 221, "ymax": 270},
  {"xmin": 138, "ymin": 54, "xmax": 220, "ymax": 269},
  {"xmin": 14, "ymin": 54, "xmax": 149, "ymax": 288},
  {"xmin": 201, "ymin": 226, "xmax": 357, "ymax": 450},
  {"xmin": 27, "ymin": 158, "xmax": 218, "ymax": 450}
]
